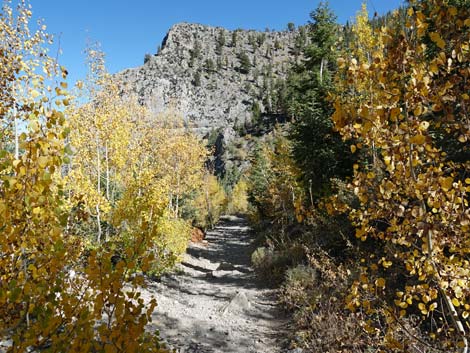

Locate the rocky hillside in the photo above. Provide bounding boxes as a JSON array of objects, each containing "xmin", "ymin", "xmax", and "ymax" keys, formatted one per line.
[{"xmin": 117, "ymin": 23, "xmax": 303, "ymax": 138}]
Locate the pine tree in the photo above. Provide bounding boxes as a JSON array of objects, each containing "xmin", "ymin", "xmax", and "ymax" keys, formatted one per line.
[
  {"xmin": 238, "ymin": 51, "xmax": 251, "ymax": 74},
  {"xmin": 287, "ymin": 2, "xmax": 353, "ymax": 196}
]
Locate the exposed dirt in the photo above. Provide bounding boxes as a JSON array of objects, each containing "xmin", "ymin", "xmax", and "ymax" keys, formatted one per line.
[{"xmin": 144, "ymin": 215, "xmax": 289, "ymax": 353}]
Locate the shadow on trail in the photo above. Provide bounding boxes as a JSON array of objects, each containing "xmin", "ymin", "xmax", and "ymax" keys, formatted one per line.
[
  {"xmin": 186, "ymin": 217, "xmax": 255, "ymax": 268},
  {"xmin": 147, "ymin": 215, "xmax": 287, "ymax": 353}
]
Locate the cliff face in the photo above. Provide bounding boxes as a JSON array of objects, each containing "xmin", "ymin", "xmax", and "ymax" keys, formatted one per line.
[{"xmin": 117, "ymin": 23, "xmax": 299, "ymax": 138}]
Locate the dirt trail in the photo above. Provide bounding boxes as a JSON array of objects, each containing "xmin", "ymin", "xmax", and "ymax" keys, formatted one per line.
[{"xmin": 144, "ymin": 215, "xmax": 288, "ymax": 353}]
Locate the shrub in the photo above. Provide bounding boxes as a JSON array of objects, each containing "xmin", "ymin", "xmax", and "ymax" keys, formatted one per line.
[
  {"xmin": 251, "ymin": 243, "xmax": 305, "ymax": 285},
  {"xmin": 226, "ymin": 178, "xmax": 249, "ymax": 214}
]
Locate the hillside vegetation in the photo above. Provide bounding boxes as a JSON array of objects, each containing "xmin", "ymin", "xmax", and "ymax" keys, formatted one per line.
[{"xmin": 2, "ymin": 0, "xmax": 470, "ymax": 352}]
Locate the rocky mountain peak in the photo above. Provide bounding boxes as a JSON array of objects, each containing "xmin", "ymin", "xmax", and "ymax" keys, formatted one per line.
[{"xmin": 117, "ymin": 22, "xmax": 301, "ymax": 138}]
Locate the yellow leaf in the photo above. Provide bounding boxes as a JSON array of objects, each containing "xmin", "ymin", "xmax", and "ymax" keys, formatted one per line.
[
  {"xmin": 414, "ymin": 105, "xmax": 423, "ymax": 116},
  {"xmin": 452, "ymin": 298, "xmax": 461, "ymax": 307},
  {"xmin": 31, "ymin": 90, "xmax": 40, "ymax": 99},
  {"xmin": 375, "ymin": 278, "xmax": 386, "ymax": 288},
  {"xmin": 410, "ymin": 134, "xmax": 426, "ymax": 145},
  {"xmin": 351, "ymin": 145, "xmax": 357, "ymax": 153},
  {"xmin": 440, "ymin": 177, "xmax": 454, "ymax": 191},
  {"xmin": 38, "ymin": 156, "xmax": 48, "ymax": 168},
  {"xmin": 429, "ymin": 32, "xmax": 445, "ymax": 49}
]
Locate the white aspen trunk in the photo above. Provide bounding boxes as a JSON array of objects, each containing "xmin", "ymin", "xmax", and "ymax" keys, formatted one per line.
[
  {"xmin": 96, "ymin": 203, "xmax": 102, "ymax": 244},
  {"xmin": 22, "ymin": 247, "xmax": 29, "ymax": 328},
  {"xmin": 105, "ymin": 142, "xmax": 110, "ymax": 241},
  {"xmin": 96, "ymin": 129, "xmax": 102, "ymax": 243},
  {"xmin": 309, "ymin": 179, "xmax": 314, "ymax": 208},
  {"xmin": 320, "ymin": 58, "xmax": 324, "ymax": 84},
  {"xmin": 105, "ymin": 142, "xmax": 110, "ymax": 201},
  {"xmin": 427, "ymin": 229, "xmax": 468, "ymax": 353},
  {"xmin": 14, "ymin": 106, "xmax": 19, "ymax": 160},
  {"xmin": 175, "ymin": 194, "xmax": 179, "ymax": 219}
]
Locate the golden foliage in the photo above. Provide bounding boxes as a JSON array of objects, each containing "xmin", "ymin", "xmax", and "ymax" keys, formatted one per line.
[
  {"xmin": 188, "ymin": 173, "xmax": 227, "ymax": 229},
  {"xmin": 226, "ymin": 178, "xmax": 249, "ymax": 214},
  {"xmin": 0, "ymin": 3, "xmax": 172, "ymax": 351},
  {"xmin": 332, "ymin": 2, "xmax": 470, "ymax": 349}
]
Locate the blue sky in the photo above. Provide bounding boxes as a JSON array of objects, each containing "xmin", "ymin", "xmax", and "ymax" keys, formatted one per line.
[{"xmin": 29, "ymin": 0, "xmax": 404, "ymax": 84}]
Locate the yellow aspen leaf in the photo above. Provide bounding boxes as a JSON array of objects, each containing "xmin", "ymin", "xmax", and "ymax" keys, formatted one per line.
[
  {"xmin": 351, "ymin": 145, "xmax": 357, "ymax": 153},
  {"xmin": 410, "ymin": 134, "xmax": 426, "ymax": 145},
  {"xmin": 440, "ymin": 177, "xmax": 454, "ymax": 191},
  {"xmin": 376, "ymin": 278, "xmax": 386, "ymax": 288},
  {"xmin": 459, "ymin": 135, "xmax": 467, "ymax": 143},
  {"xmin": 31, "ymin": 90, "xmax": 40, "ymax": 98},
  {"xmin": 390, "ymin": 107, "xmax": 400, "ymax": 121},
  {"xmin": 29, "ymin": 120, "xmax": 39, "ymax": 132},
  {"xmin": 431, "ymin": 33, "xmax": 446, "ymax": 49},
  {"xmin": 418, "ymin": 302, "xmax": 428, "ymax": 315},
  {"xmin": 38, "ymin": 156, "xmax": 48, "ymax": 168},
  {"xmin": 414, "ymin": 105, "xmax": 423, "ymax": 116},
  {"xmin": 452, "ymin": 298, "xmax": 461, "ymax": 307},
  {"xmin": 463, "ymin": 311, "xmax": 469, "ymax": 319}
]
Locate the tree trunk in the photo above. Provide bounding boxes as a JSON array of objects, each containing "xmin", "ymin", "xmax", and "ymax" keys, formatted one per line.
[
  {"xmin": 14, "ymin": 106, "xmax": 19, "ymax": 160},
  {"xmin": 427, "ymin": 229, "xmax": 468, "ymax": 353},
  {"xmin": 95, "ymin": 128, "xmax": 102, "ymax": 243},
  {"xmin": 105, "ymin": 142, "xmax": 110, "ymax": 240},
  {"xmin": 320, "ymin": 58, "xmax": 324, "ymax": 84}
]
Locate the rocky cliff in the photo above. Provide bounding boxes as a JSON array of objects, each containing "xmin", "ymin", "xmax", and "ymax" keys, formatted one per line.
[{"xmin": 117, "ymin": 22, "xmax": 301, "ymax": 138}]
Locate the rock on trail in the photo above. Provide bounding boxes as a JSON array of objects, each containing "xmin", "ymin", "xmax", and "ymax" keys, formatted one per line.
[{"xmin": 143, "ymin": 215, "xmax": 288, "ymax": 353}]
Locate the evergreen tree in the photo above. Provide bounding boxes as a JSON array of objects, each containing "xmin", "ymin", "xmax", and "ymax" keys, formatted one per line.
[
  {"xmin": 189, "ymin": 40, "xmax": 201, "ymax": 67},
  {"xmin": 193, "ymin": 71, "xmax": 201, "ymax": 86},
  {"xmin": 287, "ymin": 2, "xmax": 353, "ymax": 196},
  {"xmin": 205, "ymin": 58, "xmax": 215, "ymax": 72},
  {"xmin": 216, "ymin": 30, "xmax": 225, "ymax": 55},
  {"xmin": 237, "ymin": 51, "xmax": 251, "ymax": 74},
  {"xmin": 231, "ymin": 30, "xmax": 238, "ymax": 47}
]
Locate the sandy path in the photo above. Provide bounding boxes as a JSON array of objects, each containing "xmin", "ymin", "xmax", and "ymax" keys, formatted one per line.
[{"xmin": 145, "ymin": 215, "xmax": 288, "ymax": 353}]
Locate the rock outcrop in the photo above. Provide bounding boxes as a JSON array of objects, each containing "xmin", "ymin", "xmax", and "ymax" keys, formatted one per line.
[{"xmin": 117, "ymin": 22, "xmax": 300, "ymax": 138}]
